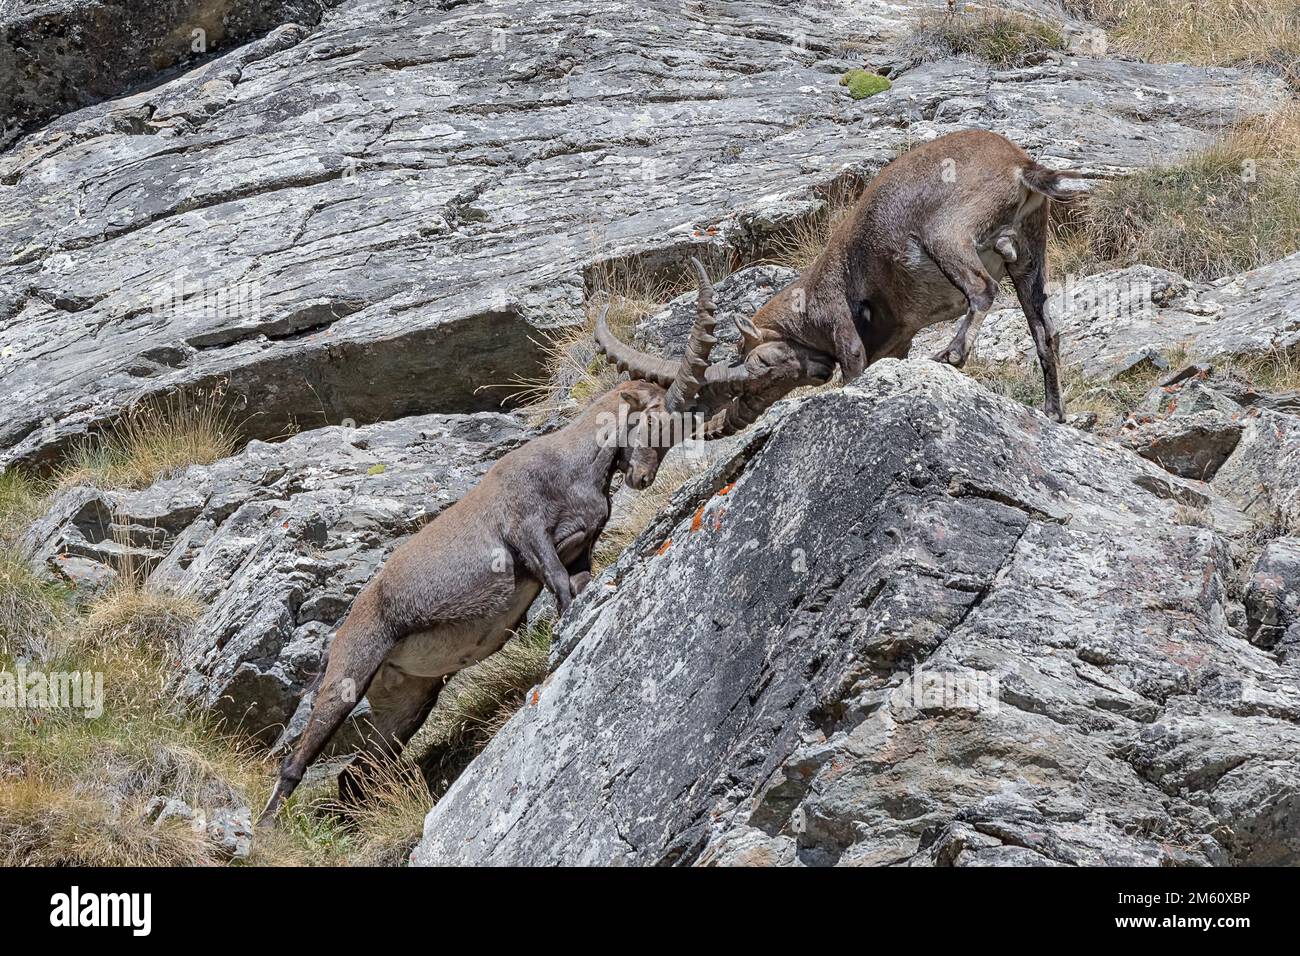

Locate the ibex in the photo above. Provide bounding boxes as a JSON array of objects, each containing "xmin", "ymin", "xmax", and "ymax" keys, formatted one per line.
[
  {"xmin": 596, "ymin": 130, "xmax": 1086, "ymax": 429},
  {"xmin": 258, "ymin": 268, "xmax": 724, "ymax": 824}
]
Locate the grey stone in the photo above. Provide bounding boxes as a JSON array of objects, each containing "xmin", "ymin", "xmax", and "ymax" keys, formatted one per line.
[
  {"xmin": 413, "ymin": 360, "xmax": 1300, "ymax": 867},
  {"xmin": 1117, "ymin": 411, "xmax": 1243, "ymax": 480},
  {"xmin": 1245, "ymin": 537, "xmax": 1300, "ymax": 650},
  {"xmin": 912, "ymin": 254, "xmax": 1300, "ymax": 378},
  {"xmin": 142, "ymin": 796, "xmax": 253, "ymax": 861},
  {"xmin": 0, "ymin": 1, "xmax": 1287, "ymax": 470},
  {"xmin": 0, "ymin": 2, "xmax": 341, "ymax": 148},
  {"xmin": 1212, "ymin": 407, "xmax": 1300, "ymax": 531}
]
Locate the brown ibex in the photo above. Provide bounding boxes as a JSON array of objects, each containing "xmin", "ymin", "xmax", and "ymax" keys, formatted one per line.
[
  {"xmin": 257, "ymin": 265, "xmax": 724, "ymax": 825},
  {"xmin": 596, "ymin": 130, "xmax": 1087, "ymax": 429}
]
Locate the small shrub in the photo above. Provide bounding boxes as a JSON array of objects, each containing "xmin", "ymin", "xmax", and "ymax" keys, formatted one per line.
[
  {"xmin": 840, "ymin": 70, "xmax": 891, "ymax": 99},
  {"xmin": 59, "ymin": 384, "xmax": 239, "ymax": 490},
  {"xmin": 911, "ymin": 10, "xmax": 1066, "ymax": 68}
]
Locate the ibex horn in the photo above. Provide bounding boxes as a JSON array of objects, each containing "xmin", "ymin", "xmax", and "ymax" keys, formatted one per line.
[
  {"xmin": 664, "ymin": 258, "xmax": 718, "ymax": 413},
  {"xmin": 593, "ymin": 301, "xmax": 679, "ymax": 388}
]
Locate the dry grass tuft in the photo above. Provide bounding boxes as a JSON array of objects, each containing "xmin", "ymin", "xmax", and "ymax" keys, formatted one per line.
[
  {"xmin": 506, "ymin": 264, "xmax": 693, "ymax": 423},
  {"xmin": 1068, "ymin": 0, "xmax": 1300, "ymax": 89},
  {"xmin": 593, "ymin": 460, "xmax": 699, "ymax": 573},
  {"xmin": 911, "ymin": 9, "xmax": 1066, "ymax": 68},
  {"xmin": 1052, "ymin": 108, "xmax": 1300, "ymax": 280},
  {"xmin": 0, "ymin": 779, "xmax": 212, "ymax": 866},
  {"xmin": 1217, "ymin": 345, "xmax": 1300, "ymax": 394},
  {"xmin": 415, "ymin": 620, "xmax": 553, "ymax": 797},
  {"xmin": 0, "ymin": 470, "xmax": 47, "ymax": 545},
  {"xmin": 0, "ymin": 550, "xmax": 72, "ymax": 659},
  {"xmin": 331, "ymin": 758, "xmax": 436, "ymax": 867},
  {"xmin": 79, "ymin": 585, "xmax": 203, "ymax": 653},
  {"xmin": 59, "ymin": 384, "xmax": 239, "ymax": 490}
]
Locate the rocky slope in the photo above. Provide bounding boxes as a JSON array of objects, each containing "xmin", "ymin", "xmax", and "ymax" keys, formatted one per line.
[
  {"xmin": 414, "ymin": 360, "xmax": 1300, "ymax": 867},
  {"xmin": 3, "ymin": 0, "xmax": 1299, "ymax": 867},
  {"xmin": 0, "ymin": 0, "xmax": 1288, "ymax": 469}
]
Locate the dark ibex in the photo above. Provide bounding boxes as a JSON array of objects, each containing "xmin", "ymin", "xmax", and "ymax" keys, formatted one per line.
[
  {"xmin": 596, "ymin": 130, "xmax": 1086, "ymax": 428},
  {"xmin": 258, "ymin": 266, "xmax": 724, "ymax": 824}
]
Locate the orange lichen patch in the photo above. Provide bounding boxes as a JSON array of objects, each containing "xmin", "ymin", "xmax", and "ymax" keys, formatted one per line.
[
  {"xmin": 718, "ymin": 481, "xmax": 736, "ymax": 496},
  {"xmin": 530, "ymin": 689, "xmax": 541, "ymax": 706},
  {"xmin": 690, "ymin": 504, "xmax": 706, "ymax": 532},
  {"xmin": 656, "ymin": 537, "xmax": 673, "ymax": 556}
]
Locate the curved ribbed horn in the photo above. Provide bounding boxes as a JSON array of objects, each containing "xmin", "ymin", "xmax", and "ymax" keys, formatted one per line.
[
  {"xmin": 664, "ymin": 258, "xmax": 719, "ymax": 413},
  {"xmin": 593, "ymin": 300, "xmax": 678, "ymax": 387},
  {"xmin": 702, "ymin": 393, "xmax": 767, "ymax": 440}
]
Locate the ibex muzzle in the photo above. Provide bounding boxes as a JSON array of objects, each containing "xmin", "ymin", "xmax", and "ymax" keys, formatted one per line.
[
  {"xmin": 596, "ymin": 130, "xmax": 1088, "ymax": 431},
  {"xmin": 258, "ymin": 268, "xmax": 724, "ymax": 825}
]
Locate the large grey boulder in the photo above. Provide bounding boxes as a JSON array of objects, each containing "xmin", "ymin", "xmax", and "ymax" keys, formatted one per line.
[
  {"xmin": 0, "ymin": 2, "xmax": 341, "ymax": 148},
  {"xmin": 0, "ymin": 0, "xmax": 1287, "ymax": 469},
  {"xmin": 25, "ymin": 410, "xmax": 526, "ymax": 745},
  {"xmin": 413, "ymin": 360, "xmax": 1300, "ymax": 867}
]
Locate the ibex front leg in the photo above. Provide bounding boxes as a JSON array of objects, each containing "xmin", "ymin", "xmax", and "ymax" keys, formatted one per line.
[
  {"xmin": 513, "ymin": 521, "xmax": 575, "ymax": 616},
  {"xmin": 924, "ymin": 234, "xmax": 1000, "ymax": 369}
]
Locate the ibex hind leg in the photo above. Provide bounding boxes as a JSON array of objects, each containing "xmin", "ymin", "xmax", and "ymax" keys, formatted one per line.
[
  {"xmin": 338, "ymin": 665, "xmax": 444, "ymax": 807},
  {"xmin": 258, "ymin": 612, "xmax": 395, "ymax": 826},
  {"xmin": 922, "ymin": 233, "xmax": 1000, "ymax": 369},
  {"xmin": 1006, "ymin": 203, "xmax": 1065, "ymax": 422}
]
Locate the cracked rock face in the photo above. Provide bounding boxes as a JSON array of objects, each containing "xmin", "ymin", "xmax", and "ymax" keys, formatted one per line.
[
  {"xmin": 24, "ymin": 410, "xmax": 526, "ymax": 745},
  {"xmin": 413, "ymin": 361, "xmax": 1300, "ymax": 867},
  {"xmin": 0, "ymin": 0, "xmax": 1287, "ymax": 469},
  {"xmin": 0, "ymin": 2, "xmax": 342, "ymax": 148}
]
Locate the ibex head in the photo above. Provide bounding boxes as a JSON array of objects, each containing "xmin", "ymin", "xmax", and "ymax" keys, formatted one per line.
[{"xmin": 594, "ymin": 259, "xmax": 834, "ymax": 439}]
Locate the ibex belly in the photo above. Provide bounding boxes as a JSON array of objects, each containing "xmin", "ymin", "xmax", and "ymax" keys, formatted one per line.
[
  {"xmin": 896, "ymin": 243, "xmax": 1006, "ymax": 328},
  {"xmin": 383, "ymin": 581, "xmax": 541, "ymax": 679}
]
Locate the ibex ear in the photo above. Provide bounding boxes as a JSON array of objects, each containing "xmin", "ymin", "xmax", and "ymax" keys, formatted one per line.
[{"xmin": 735, "ymin": 314, "xmax": 763, "ymax": 352}]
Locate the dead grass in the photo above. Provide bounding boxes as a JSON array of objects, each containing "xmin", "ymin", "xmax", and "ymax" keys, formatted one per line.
[
  {"xmin": 506, "ymin": 263, "xmax": 694, "ymax": 423},
  {"xmin": 0, "ymin": 779, "xmax": 211, "ymax": 866},
  {"xmin": 1052, "ymin": 108, "xmax": 1300, "ymax": 280},
  {"xmin": 59, "ymin": 384, "xmax": 239, "ymax": 490},
  {"xmin": 0, "ymin": 550, "xmax": 72, "ymax": 659},
  {"xmin": 593, "ymin": 460, "xmax": 698, "ymax": 574},
  {"xmin": 910, "ymin": 9, "xmax": 1066, "ymax": 68},
  {"xmin": 1068, "ymin": 0, "xmax": 1300, "ymax": 88},
  {"xmin": 415, "ymin": 619, "xmax": 553, "ymax": 798},
  {"xmin": 78, "ymin": 585, "xmax": 203, "ymax": 653},
  {"xmin": 1218, "ymin": 344, "xmax": 1300, "ymax": 393},
  {"xmin": 965, "ymin": 341, "xmax": 1194, "ymax": 425},
  {"xmin": 330, "ymin": 758, "xmax": 436, "ymax": 867},
  {"xmin": 0, "ymin": 470, "xmax": 47, "ymax": 546}
]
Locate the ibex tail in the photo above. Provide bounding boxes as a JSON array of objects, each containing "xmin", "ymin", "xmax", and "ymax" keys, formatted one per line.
[{"xmin": 1022, "ymin": 162, "xmax": 1091, "ymax": 202}]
